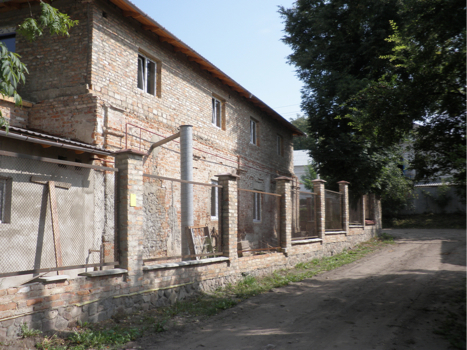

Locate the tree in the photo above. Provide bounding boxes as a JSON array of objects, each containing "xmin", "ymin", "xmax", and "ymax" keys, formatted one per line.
[
  {"xmin": 301, "ymin": 161, "xmax": 318, "ymax": 191},
  {"xmin": 0, "ymin": 1, "xmax": 78, "ymax": 127},
  {"xmin": 290, "ymin": 115, "xmax": 311, "ymax": 150},
  {"xmin": 279, "ymin": 0, "xmax": 411, "ymax": 203},
  {"xmin": 345, "ymin": 0, "xmax": 466, "ymax": 197}
]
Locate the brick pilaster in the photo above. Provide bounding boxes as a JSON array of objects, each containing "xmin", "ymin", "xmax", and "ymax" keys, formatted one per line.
[
  {"xmin": 275, "ymin": 177, "xmax": 292, "ymax": 253},
  {"xmin": 115, "ymin": 150, "xmax": 145, "ymax": 284},
  {"xmin": 312, "ymin": 179, "xmax": 326, "ymax": 239},
  {"xmin": 215, "ymin": 173, "xmax": 239, "ymax": 262},
  {"xmin": 338, "ymin": 181, "xmax": 350, "ymax": 234}
]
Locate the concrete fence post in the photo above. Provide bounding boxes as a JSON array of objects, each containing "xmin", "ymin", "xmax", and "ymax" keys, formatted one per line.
[
  {"xmin": 215, "ymin": 173, "xmax": 239, "ymax": 262},
  {"xmin": 312, "ymin": 179, "xmax": 326, "ymax": 239},
  {"xmin": 338, "ymin": 181, "xmax": 350, "ymax": 234},
  {"xmin": 275, "ymin": 177, "xmax": 292, "ymax": 254},
  {"xmin": 115, "ymin": 150, "xmax": 145, "ymax": 284}
]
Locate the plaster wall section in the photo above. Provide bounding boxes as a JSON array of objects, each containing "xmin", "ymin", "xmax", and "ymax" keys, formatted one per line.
[{"xmin": 0, "ymin": 139, "xmax": 115, "ymax": 289}]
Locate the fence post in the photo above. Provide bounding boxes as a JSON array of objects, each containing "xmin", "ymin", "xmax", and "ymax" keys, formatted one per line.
[
  {"xmin": 215, "ymin": 173, "xmax": 239, "ymax": 262},
  {"xmin": 372, "ymin": 194, "xmax": 383, "ymax": 232},
  {"xmin": 275, "ymin": 177, "xmax": 292, "ymax": 254},
  {"xmin": 115, "ymin": 150, "xmax": 145, "ymax": 284},
  {"xmin": 338, "ymin": 181, "xmax": 350, "ymax": 234},
  {"xmin": 312, "ymin": 179, "xmax": 326, "ymax": 239}
]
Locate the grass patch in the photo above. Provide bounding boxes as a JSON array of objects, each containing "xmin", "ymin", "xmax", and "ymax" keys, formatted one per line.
[
  {"xmin": 27, "ymin": 236, "xmax": 392, "ymax": 349},
  {"xmin": 383, "ymin": 213, "xmax": 466, "ymax": 229}
]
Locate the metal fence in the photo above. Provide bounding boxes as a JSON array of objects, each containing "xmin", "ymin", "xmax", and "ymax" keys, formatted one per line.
[
  {"xmin": 293, "ymin": 191, "xmax": 318, "ymax": 240},
  {"xmin": 349, "ymin": 193, "xmax": 363, "ymax": 225},
  {"xmin": 325, "ymin": 189, "xmax": 343, "ymax": 231},
  {"xmin": 0, "ymin": 151, "xmax": 118, "ymax": 278},
  {"xmin": 237, "ymin": 188, "xmax": 281, "ymax": 256},
  {"xmin": 142, "ymin": 174, "xmax": 223, "ymax": 264},
  {"xmin": 364, "ymin": 195, "xmax": 375, "ymax": 222}
]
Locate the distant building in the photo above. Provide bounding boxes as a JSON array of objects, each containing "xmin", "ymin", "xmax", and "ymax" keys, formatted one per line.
[{"xmin": 293, "ymin": 150, "xmax": 313, "ymax": 192}]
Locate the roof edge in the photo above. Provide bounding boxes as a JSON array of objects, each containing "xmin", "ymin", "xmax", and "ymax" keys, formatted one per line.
[{"xmin": 108, "ymin": 0, "xmax": 305, "ymax": 136}]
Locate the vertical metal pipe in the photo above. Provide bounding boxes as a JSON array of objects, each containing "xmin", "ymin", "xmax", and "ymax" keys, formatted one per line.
[{"xmin": 180, "ymin": 125, "xmax": 193, "ymax": 256}]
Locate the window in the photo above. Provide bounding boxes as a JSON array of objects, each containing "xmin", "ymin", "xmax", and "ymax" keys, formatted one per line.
[
  {"xmin": 211, "ymin": 180, "xmax": 219, "ymax": 220},
  {"xmin": 250, "ymin": 119, "xmax": 258, "ymax": 145},
  {"xmin": 0, "ymin": 32, "xmax": 15, "ymax": 52},
  {"xmin": 253, "ymin": 192, "xmax": 261, "ymax": 222},
  {"xmin": 137, "ymin": 54, "xmax": 157, "ymax": 95},
  {"xmin": 212, "ymin": 97, "xmax": 222, "ymax": 128},
  {"xmin": 277, "ymin": 135, "xmax": 283, "ymax": 156}
]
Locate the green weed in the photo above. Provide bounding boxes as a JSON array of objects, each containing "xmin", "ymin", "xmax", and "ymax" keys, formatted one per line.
[{"xmin": 20, "ymin": 323, "xmax": 42, "ymax": 338}]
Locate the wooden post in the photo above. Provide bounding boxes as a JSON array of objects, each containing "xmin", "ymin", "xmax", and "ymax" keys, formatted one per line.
[{"xmin": 48, "ymin": 181, "xmax": 63, "ymax": 275}]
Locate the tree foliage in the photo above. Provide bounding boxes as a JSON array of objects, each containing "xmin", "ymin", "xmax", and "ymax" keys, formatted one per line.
[
  {"xmin": 290, "ymin": 115, "xmax": 311, "ymax": 150},
  {"xmin": 280, "ymin": 0, "xmax": 464, "ymax": 208},
  {"xmin": 279, "ymin": 0, "xmax": 410, "ymax": 200},
  {"xmin": 0, "ymin": 1, "xmax": 78, "ymax": 127},
  {"xmin": 345, "ymin": 0, "xmax": 466, "ymax": 194},
  {"xmin": 301, "ymin": 161, "xmax": 318, "ymax": 191}
]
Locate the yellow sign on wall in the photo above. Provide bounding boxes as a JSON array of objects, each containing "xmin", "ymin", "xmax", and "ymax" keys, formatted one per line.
[{"xmin": 130, "ymin": 193, "xmax": 136, "ymax": 207}]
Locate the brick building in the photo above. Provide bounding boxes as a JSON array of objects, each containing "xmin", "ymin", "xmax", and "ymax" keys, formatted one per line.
[{"xmin": 0, "ymin": 0, "xmax": 381, "ymax": 338}]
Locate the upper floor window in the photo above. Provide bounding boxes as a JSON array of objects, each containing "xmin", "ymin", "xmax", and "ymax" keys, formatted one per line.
[
  {"xmin": 250, "ymin": 118, "xmax": 258, "ymax": 145},
  {"xmin": 211, "ymin": 96, "xmax": 227, "ymax": 129},
  {"xmin": 137, "ymin": 54, "xmax": 158, "ymax": 95},
  {"xmin": 0, "ymin": 32, "xmax": 15, "ymax": 52},
  {"xmin": 277, "ymin": 135, "xmax": 283, "ymax": 156}
]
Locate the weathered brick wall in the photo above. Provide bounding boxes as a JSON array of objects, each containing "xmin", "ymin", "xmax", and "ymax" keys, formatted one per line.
[
  {"xmin": 0, "ymin": 0, "xmax": 90, "ymax": 103},
  {"xmin": 0, "ymin": 100, "xmax": 29, "ymax": 128},
  {"xmin": 89, "ymin": 0, "xmax": 293, "ymax": 177},
  {"xmin": 27, "ymin": 94, "xmax": 99, "ymax": 145}
]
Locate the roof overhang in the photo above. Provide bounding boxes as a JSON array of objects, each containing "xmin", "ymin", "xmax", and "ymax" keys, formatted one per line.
[{"xmin": 1, "ymin": 126, "xmax": 114, "ymax": 156}]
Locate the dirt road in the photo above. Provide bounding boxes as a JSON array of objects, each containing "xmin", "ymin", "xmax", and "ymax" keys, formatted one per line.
[{"xmin": 135, "ymin": 229, "xmax": 466, "ymax": 350}]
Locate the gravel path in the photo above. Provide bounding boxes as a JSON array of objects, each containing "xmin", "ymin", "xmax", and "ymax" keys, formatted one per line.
[{"xmin": 134, "ymin": 229, "xmax": 466, "ymax": 350}]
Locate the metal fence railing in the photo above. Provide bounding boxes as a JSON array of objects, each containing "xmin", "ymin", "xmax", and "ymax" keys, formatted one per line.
[
  {"xmin": 293, "ymin": 191, "xmax": 318, "ymax": 240},
  {"xmin": 0, "ymin": 151, "xmax": 118, "ymax": 278},
  {"xmin": 325, "ymin": 189, "xmax": 343, "ymax": 231},
  {"xmin": 349, "ymin": 193, "xmax": 363, "ymax": 225},
  {"xmin": 364, "ymin": 194, "xmax": 375, "ymax": 222},
  {"xmin": 142, "ymin": 174, "xmax": 223, "ymax": 264},
  {"xmin": 237, "ymin": 188, "xmax": 281, "ymax": 256}
]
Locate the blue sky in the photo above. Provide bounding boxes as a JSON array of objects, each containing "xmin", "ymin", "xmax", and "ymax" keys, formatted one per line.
[{"xmin": 129, "ymin": 0, "xmax": 303, "ymax": 121}]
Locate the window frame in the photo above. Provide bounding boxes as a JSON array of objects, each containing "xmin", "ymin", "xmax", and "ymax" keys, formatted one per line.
[
  {"xmin": 212, "ymin": 97, "xmax": 222, "ymax": 129},
  {"xmin": 277, "ymin": 134, "xmax": 283, "ymax": 156},
  {"xmin": 253, "ymin": 192, "xmax": 262, "ymax": 223},
  {"xmin": 0, "ymin": 32, "xmax": 16, "ymax": 52},
  {"xmin": 250, "ymin": 118, "xmax": 258, "ymax": 145},
  {"xmin": 210, "ymin": 180, "xmax": 219, "ymax": 220},
  {"xmin": 137, "ymin": 53, "xmax": 160, "ymax": 97}
]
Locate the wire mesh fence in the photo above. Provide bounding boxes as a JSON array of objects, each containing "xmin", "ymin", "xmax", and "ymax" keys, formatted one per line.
[
  {"xmin": 325, "ymin": 189, "xmax": 343, "ymax": 231},
  {"xmin": 293, "ymin": 191, "xmax": 318, "ymax": 240},
  {"xmin": 0, "ymin": 151, "xmax": 117, "ymax": 277},
  {"xmin": 349, "ymin": 193, "xmax": 364, "ymax": 225},
  {"xmin": 237, "ymin": 188, "xmax": 281, "ymax": 256},
  {"xmin": 142, "ymin": 174, "xmax": 223, "ymax": 264}
]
